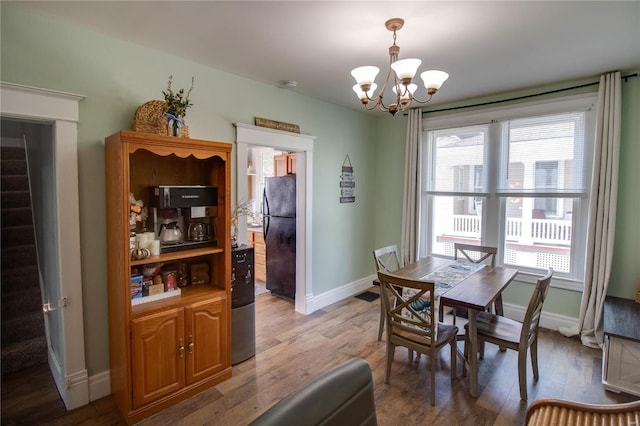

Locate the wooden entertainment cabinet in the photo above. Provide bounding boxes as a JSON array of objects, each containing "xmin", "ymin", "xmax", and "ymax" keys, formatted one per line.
[{"xmin": 105, "ymin": 131, "xmax": 232, "ymax": 424}]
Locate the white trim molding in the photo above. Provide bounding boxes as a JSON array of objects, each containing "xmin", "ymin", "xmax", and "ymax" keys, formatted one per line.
[
  {"xmin": 1, "ymin": 81, "xmax": 87, "ymax": 410},
  {"xmin": 235, "ymin": 123, "xmax": 316, "ymax": 314}
]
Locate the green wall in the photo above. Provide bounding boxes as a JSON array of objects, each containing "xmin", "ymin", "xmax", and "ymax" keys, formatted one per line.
[
  {"xmin": 2, "ymin": 2, "xmax": 638, "ymax": 379},
  {"xmin": 1, "ymin": 2, "xmax": 377, "ymax": 376}
]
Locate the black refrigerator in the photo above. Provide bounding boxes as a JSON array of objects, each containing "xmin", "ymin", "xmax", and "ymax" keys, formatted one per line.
[{"xmin": 263, "ymin": 175, "xmax": 296, "ymax": 301}]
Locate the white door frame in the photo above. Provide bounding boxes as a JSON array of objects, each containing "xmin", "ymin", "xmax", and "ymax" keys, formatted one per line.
[
  {"xmin": 235, "ymin": 123, "xmax": 315, "ymax": 314},
  {"xmin": 0, "ymin": 81, "xmax": 88, "ymax": 409}
]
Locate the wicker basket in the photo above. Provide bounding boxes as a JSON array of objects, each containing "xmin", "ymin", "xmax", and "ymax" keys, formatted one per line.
[{"xmin": 131, "ymin": 100, "xmax": 189, "ymax": 138}]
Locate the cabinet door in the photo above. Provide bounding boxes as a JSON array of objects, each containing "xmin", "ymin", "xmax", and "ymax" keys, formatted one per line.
[
  {"xmin": 185, "ymin": 297, "xmax": 228, "ymax": 385},
  {"xmin": 253, "ymin": 232, "xmax": 266, "ymax": 282},
  {"xmin": 274, "ymin": 154, "xmax": 288, "ymax": 176},
  {"xmin": 287, "ymin": 154, "xmax": 296, "ymax": 175},
  {"xmin": 131, "ymin": 308, "xmax": 185, "ymax": 408}
]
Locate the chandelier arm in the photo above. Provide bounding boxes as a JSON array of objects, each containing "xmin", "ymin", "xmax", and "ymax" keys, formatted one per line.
[
  {"xmin": 363, "ymin": 100, "xmax": 383, "ymax": 112},
  {"xmin": 376, "ymin": 66, "xmax": 396, "ymax": 104},
  {"xmin": 361, "ymin": 92, "xmax": 388, "ymax": 111},
  {"xmin": 378, "ymin": 103, "xmax": 392, "ymax": 113},
  {"xmin": 375, "ymin": 90, "xmax": 394, "ymax": 112},
  {"xmin": 408, "ymin": 93, "xmax": 434, "ymax": 104}
]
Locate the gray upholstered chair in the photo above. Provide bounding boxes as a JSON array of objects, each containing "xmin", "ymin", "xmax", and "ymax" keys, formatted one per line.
[{"xmin": 249, "ymin": 357, "xmax": 378, "ymax": 426}]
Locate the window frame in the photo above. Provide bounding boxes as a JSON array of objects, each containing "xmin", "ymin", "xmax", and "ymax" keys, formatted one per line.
[{"xmin": 420, "ymin": 93, "xmax": 597, "ymax": 290}]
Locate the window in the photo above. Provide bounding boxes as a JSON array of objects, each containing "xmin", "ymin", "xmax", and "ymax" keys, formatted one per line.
[{"xmin": 420, "ymin": 94, "xmax": 596, "ymax": 287}]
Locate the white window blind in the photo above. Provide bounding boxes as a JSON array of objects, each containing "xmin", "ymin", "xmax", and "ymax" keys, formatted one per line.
[
  {"xmin": 426, "ymin": 125, "xmax": 489, "ymax": 195},
  {"xmin": 497, "ymin": 112, "xmax": 586, "ymax": 197}
]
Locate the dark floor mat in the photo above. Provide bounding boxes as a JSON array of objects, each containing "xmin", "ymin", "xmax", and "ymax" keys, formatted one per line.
[{"xmin": 354, "ymin": 291, "xmax": 379, "ymax": 302}]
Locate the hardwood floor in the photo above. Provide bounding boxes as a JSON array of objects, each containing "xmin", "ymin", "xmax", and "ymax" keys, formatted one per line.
[{"xmin": 2, "ymin": 291, "xmax": 637, "ymax": 425}]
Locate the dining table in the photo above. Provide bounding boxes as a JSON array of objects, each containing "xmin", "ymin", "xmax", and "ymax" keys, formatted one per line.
[{"xmin": 392, "ymin": 256, "xmax": 519, "ymax": 398}]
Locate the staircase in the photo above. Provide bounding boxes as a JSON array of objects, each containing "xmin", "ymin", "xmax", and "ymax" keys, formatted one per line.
[{"xmin": 1, "ymin": 145, "xmax": 48, "ymax": 375}]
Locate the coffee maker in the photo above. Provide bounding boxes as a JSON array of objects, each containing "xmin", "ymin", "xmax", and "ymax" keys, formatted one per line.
[{"xmin": 149, "ymin": 186, "xmax": 218, "ymax": 253}]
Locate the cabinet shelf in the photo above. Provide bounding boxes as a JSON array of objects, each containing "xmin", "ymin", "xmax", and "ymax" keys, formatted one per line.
[
  {"xmin": 130, "ymin": 246, "xmax": 225, "ymax": 266},
  {"xmin": 132, "ymin": 286, "xmax": 226, "ymax": 318}
]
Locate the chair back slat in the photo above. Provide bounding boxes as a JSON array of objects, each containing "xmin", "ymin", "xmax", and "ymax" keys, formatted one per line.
[
  {"xmin": 454, "ymin": 243, "xmax": 497, "ymax": 268},
  {"xmin": 520, "ymin": 269, "xmax": 553, "ymax": 346},
  {"xmin": 377, "ymin": 270, "xmax": 437, "ymax": 343},
  {"xmin": 373, "ymin": 245, "xmax": 402, "ymax": 273}
]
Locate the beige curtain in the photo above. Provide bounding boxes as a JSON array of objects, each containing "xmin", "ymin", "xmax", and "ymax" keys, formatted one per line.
[
  {"xmin": 401, "ymin": 109, "xmax": 422, "ymax": 265},
  {"xmin": 559, "ymin": 71, "xmax": 622, "ymax": 348}
]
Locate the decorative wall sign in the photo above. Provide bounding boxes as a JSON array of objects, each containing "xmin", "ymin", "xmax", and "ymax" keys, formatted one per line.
[
  {"xmin": 340, "ymin": 155, "xmax": 355, "ymax": 203},
  {"xmin": 255, "ymin": 117, "xmax": 300, "ymax": 133}
]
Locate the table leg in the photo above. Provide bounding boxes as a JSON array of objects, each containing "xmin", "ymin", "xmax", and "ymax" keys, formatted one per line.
[
  {"xmin": 494, "ymin": 294, "xmax": 507, "ymax": 352},
  {"xmin": 468, "ymin": 308, "xmax": 479, "ymax": 397}
]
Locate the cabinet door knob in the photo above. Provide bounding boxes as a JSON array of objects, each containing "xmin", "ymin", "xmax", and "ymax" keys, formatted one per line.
[
  {"xmin": 178, "ymin": 338, "xmax": 185, "ymax": 358},
  {"xmin": 188, "ymin": 335, "xmax": 194, "ymax": 354}
]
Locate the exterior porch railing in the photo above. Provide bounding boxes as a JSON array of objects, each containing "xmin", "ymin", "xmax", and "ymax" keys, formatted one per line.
[{"xmin": 451, "ymin": 215, "xmax": 572, "ymax": 245}]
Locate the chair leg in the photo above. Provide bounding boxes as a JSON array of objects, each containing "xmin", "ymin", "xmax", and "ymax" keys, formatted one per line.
[
  {"xmin": 378, "ymin": 300, "xmax": 385, "ymax": 341},
  {"xmin": 430, "ymin": 350, "xmax": 436, "ymax": 406},
  {"xmin": 462, "ymin": 334, "xmax": 468, "ymax": 377},
  {"xmin": 494, "ymin": 296, "xmax": 507, "ymax": 352},
  {"xmin": 518, "ymin": 349, "xmax": 528, "ymax": 401},
  {"xmin": 385, "ymin": 343, "xmax": 394, "ymax": 384},
  {"xmin": 450, "ymin": 340, "xmax": 457, "ymax": 379},
  {"xmin": 531, "ymin": 338, "xmax": 539, "ymax": 380}
]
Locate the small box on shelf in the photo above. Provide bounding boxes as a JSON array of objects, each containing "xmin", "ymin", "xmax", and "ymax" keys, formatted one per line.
[{"xmin": 131, "ymin": 275, "xmax": 143, "ymax": 300}]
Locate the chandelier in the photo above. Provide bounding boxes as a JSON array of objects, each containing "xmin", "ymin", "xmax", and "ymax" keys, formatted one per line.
[{"xmin": 351, "ymin": 18, "xmax": 449, "ymax": 116}]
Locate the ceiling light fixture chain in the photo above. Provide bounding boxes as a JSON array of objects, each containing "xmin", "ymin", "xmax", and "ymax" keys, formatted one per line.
[{"xmin": 351, "ymin": 18, "xmax": 449, "ymax": 116}]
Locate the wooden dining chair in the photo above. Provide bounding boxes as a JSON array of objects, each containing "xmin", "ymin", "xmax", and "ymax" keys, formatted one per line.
[
  {"xmin": 372, "ymin": 245, "xmax": 403, "ymax": 341},
  {"xmin": 442, "ymin": 243, "xmax": 499, "ymax": 340},
  {"xmin": 377, "ymin": 270, "xmax": 458, "ymax": 406},
  {"xmin": 464, "ymin": 268, "xmax": 553, "ymax": 401}
]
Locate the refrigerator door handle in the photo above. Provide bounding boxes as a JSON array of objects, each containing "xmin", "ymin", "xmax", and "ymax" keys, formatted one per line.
[
  {"xmin": 263, "ymin": 188, "xmax": 269, "ymax": 240},
  {"xmin": 263, "ymin": 188, "xmax": 269, "ymax": 216},
  {"xmin": 263, "ymin": 215, "xmax": 269, "ymax": 240}
]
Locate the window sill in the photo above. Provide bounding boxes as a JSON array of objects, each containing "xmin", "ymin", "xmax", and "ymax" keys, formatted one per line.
[{"xmin": 514, "ymin": 269, "xmax": 584, "ymax": 292}]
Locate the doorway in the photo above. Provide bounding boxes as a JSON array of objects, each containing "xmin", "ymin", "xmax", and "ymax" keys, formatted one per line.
[
  {"xmin": 235, "ymin": 123, "xmax": 315, "ymax": 314},
  {"xmin": 245, "ymin": 146, "xmax": 286, "ymax": 297},
  {"xmin": 0, "ymin": 82, "xmax": 88, "ymax": 409}
]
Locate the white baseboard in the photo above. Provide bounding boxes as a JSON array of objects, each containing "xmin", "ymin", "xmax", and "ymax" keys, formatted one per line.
[
  {"xmin": 89, "ymin": 369, "xmax": 112, "ymax": 402},
  {"xmin": 306, "ymin": 274, "xmax": 377, "ymax": 314},
  {"xmin": 48, "ymin": 349, "xmax": 89, "ymax": 410}
]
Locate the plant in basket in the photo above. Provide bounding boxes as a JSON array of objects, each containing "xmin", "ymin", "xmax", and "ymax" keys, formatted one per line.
[{"xmin": 163, "ymin": 74, "xmax": 194, "ymax": 136}]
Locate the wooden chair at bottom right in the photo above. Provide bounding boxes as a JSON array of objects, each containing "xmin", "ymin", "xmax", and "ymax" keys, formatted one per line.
[
  {"xmin": 525, "ymin": 398, "xmax": 640, "ymax": 426},
  {"xmin": 464, "ymin": 268, "xmax": 553, "ymax": 401}
]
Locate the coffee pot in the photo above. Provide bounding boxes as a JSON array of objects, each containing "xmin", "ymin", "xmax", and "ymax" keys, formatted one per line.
[
  {"xmin": 188, "ymin": 221, "xmax": 212, "ymax": 242},
  {"xmin": 159, "ymin": 221, "xmax": 183, "ymax": 244}
]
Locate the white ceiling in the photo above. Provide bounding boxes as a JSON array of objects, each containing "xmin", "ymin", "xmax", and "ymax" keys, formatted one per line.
[{"xmin": 20, "ymin": 1, "xmax": 640, "ymax": 112}]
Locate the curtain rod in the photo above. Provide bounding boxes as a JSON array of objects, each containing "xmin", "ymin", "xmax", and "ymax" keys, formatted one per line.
[{"xmin": 414, "ymin": 72, "xmax": 638, "ymax": 116}]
